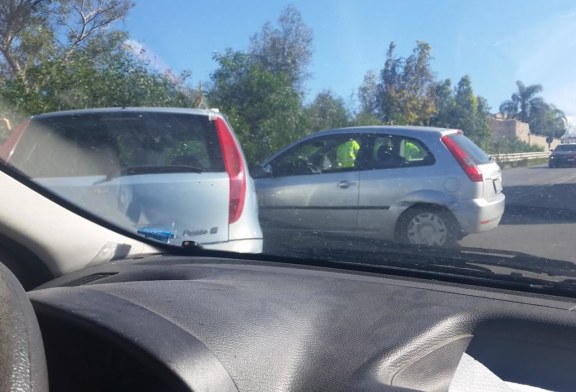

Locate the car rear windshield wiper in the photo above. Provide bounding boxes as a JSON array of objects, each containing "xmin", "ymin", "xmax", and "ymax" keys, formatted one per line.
[
  {"xmin": 94, "ymin": 165, "xmax": 205, "ymax": 185},
  {"xmin": 120, "ymin": 165, "xmax": 205, "ymax": 175}
]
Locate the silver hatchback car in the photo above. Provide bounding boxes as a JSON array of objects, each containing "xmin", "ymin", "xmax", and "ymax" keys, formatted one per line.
[
  {"xmin": 254, "ymin": 126, "xmax": 505, "ymax": 248},
  {"xmin": 0, "ymin": 107, "xmax": 263, "ymax": 253}
]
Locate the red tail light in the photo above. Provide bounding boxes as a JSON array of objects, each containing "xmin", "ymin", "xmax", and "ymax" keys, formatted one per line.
[
  {"xmin": 0, "ymin": 119, "xmax": 30, "ymax": 164},
  {"xmin": 215, "ymin": 117, "xmax": 246, "ymax": 224},
  {"xmin": 441, "ymin": 134, "xmax": 483, "ymax": 182}
]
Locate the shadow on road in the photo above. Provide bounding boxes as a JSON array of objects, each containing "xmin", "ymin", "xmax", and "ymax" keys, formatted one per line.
[
  {"xmin": 502, "ymin": 205, "xmax": 576, "ymax": 225},
  {"xmin": 502, "ymin": 183, "xmax": 576, "ymax": 225}
]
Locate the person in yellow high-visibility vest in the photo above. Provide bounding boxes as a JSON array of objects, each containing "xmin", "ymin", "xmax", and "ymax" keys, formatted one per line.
[
  {"xmin": 337, "ymin": 139, "xmax": 360, "ymax": 168},
  {"xmin": 404, "ymin": 140, "xmax": 422, "ymax": 161}
]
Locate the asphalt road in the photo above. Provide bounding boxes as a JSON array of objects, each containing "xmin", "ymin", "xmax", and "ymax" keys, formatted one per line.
[{"xmin": 460, "ymin": 164, "xmax": 576, "ymax": 262}]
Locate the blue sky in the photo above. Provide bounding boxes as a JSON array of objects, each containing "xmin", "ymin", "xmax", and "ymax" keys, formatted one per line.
[{"xmin": 124, "ymin": 1, "xmax": 576, "ymax": 121}]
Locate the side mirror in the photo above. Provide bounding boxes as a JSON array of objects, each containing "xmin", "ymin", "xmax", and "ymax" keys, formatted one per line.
[{"xmin": 252, "ymin": 164, "xmax": 273, "ymax": 178}]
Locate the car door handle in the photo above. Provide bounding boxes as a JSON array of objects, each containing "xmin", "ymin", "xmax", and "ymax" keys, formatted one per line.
[{"xmin": 337, "ymin": 180, "xmax": 355, "ymax": 189}]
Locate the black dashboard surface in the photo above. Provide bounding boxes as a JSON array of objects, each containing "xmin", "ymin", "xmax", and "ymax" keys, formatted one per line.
[{"xmin": 29, "ymin": 255, "xmax": 576, "ymax": 391}]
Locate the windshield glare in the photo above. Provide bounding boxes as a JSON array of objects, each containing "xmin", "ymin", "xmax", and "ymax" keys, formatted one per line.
[{"xmin": 0, "ymin": 1, "xmax": 575, "ymax": 287}]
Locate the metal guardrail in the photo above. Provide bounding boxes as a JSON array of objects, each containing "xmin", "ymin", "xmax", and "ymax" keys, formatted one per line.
[{"xmin": 491, "ymin": 152, "xmax": 550, "ymax": 163}]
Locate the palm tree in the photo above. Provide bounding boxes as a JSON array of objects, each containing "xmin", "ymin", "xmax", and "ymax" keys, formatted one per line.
[
  {"xmin": 529, "ymin": 101, "xmax": 567, "ymax": 138},
  {"xmin": 499, "ymin": 81, "xmax": 543, "ymax": 123}
]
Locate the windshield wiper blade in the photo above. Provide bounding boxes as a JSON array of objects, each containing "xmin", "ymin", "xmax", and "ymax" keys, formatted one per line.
[{"xmin": 94, "ymin": 165, "xmax": 205, "ymax": 185}]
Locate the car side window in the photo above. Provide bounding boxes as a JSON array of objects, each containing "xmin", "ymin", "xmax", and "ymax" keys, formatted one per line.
[
  {"xmin": 270, "ymin": 134, "xmax": 368, "ymax": 177},
  {"xmin": 370, "ymin": 135, "xmax": 434, "ymax": 169}
]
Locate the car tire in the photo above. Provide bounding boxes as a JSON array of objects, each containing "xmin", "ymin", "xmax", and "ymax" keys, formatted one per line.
[{"xmin": 396, "ymin": 206, "xmax": 459, "ymax": 247}]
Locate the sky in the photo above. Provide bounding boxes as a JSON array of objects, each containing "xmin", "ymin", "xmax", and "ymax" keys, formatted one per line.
[{"xmin": 123, "ymin": 1, "xmax": 576, "ymax": 123}]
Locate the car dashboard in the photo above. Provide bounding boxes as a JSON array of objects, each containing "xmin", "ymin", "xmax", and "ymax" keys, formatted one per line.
[{"xmin": 29, "ymin": 254, "xmax": 576, "ymax": 392}]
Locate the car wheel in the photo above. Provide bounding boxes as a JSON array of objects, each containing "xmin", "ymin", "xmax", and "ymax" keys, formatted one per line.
[
  {"xmin": 397, "ymin": 207, "xmax": 458, "ymax": 247},
  {"xmin": 548, "ymin": 162, "xmax": 556, "ymax": 168}
]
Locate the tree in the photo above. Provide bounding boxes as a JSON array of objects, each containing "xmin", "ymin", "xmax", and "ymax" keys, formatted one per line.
[
  {"xmin": 208, "ymin": 6, "xmax": 314, "ymax": 164},
  {"xmin": 1, "ymin": 32, "xmax": 197, "ymax": 117},
  {"xmin": 373, "ymin": 41, "xmax": 437, "ymax": 125},
  {"xmin": 357, "ymin": 70, "xmax": 378, "ymax": 116},
  {"xmin": 376, "ymin": 42, "xmax": 402, "ymax": 123},
  {"xmin": 529, "ymin": 101, "xmax": 567, "ymax": 138},
  {"xmin": 499, "ymin": 80, "xmax": 567, "ymax": 138},
  {"xmin": 208, "ymin": 49, "xmax": 306, "ymax": 164},
  {"xmin": 452, "ymin": 76, "xmax": 491, "ymax": 145},
  {"xmin": 499, "ymin": 81, "xmax": 543, "ymax": 123},
  {"xmin": 0, "ymin": 0, "xmax": 140, "ymax": 120},
  {"xmin": 430, "ymin": 79, "xmax": 454, "ymax": 128},
  {"xmin": 0, "ymin": 0, "xmax": 133, "ymax": 80},
  {"xmin": 249, "ymin": 4, "xmax": 312, "ymax": 91},
  {"xmin": 0, "ymin": 0, "xmax": 50, "ymax": 78},
  {"xmin": 428, "ymin": 76, "xmax": 491, "ymax": 146},
  {"xmin": 305, "ymin": 90, "xmax": 349, "ymax": 132},
  {"xmin": 400, "ymin": 41, "xmax": 436, "ymax": 124},
  {"xmin": 56, "ymin": 0, "xmax": 134, "ymax": 56}
]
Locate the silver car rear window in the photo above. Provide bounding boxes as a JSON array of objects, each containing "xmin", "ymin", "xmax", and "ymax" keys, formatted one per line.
[
  {"xmin": 445, "ymin": 133, "xmax": 491, "ymax": 165},
  {"xmin": 11, "ymin": 112, "xmax": 225, "ymax": 177}
]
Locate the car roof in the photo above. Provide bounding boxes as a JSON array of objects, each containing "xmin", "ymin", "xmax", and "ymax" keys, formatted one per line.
[
  {"xmin": 30, "ymin": 107, "xmax": 220, "ymax": 120},
  {"xmin": 314, "ymin": 125, "xmax": 460, "ymax": 138},
  {"xmin": 554, "ymin": 143, "xmax": 576, "ymax": 148}
]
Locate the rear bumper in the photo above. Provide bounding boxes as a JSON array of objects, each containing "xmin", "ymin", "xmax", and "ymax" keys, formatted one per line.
[
  {"xmin": 452, "ymin": 193, "xmax": 506, "ymax": 235},
  {"xmin": 202, "ymin": 238, "xmax": 263, "ymax": 254}
]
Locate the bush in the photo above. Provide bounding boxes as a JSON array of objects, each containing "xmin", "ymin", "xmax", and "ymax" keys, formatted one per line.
[{"xmin": 484, "ymin": 136, "xmax": 543, "ymax": 154}]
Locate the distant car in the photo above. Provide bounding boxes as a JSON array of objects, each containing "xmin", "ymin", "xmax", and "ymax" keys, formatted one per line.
[
  {"xmin": 548, "ymin": 144, "xmax": 576, "ymax": 168},
  {"xmin": 0, "ymin": 107, "xmax": 263, "ymax": 253},
  {"xmin": 254, "ymin": 126, "xmax": 505, "ymax": 247}
]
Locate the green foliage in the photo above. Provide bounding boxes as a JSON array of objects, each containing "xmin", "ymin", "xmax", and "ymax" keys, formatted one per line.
[
  {"xmin": 208, "ymin": 6, "xmax": 313, "ymax": 164},
  {"xmin": 433, "ymin": 75, "xmax": 492, "ymax": 147},
  {"xmin": 528, "ymin": 101, "xmax": 566, "ymax": 138},
  {"xmin": 375, "ymin": 41, "xmax": 437, "ymax": 125},
  {"xmin": 430, "ymin": 79, "xmax": 454, "ymax": 128},
  {"xmin": 484, "ymin": 136, "xmax": 544, "ymax": 154},
  {"xmin": 358, "ymin": 42, "xmax": 493, "ymax": 145},
  {"xmin": 249, "ymin": 4, "xmax": 313, "ymax": 91},
  {"xmin": 357, "ymin": 71, "xmax": 378, "ymax": 116},
  {"xmin": 350, "ymin": 112, "xmax": 383, "ymax": 127},
  {"xmin": 304, "ymin": 90, "xmax": 349, "ymax": 132},
  {"xmin": 499, "ymin": 81, "xmax": 543, "ymax": 123},
  {"xmin": 1, "ymin": 32, "xmax": 196, "ymax": 117},
  {"xmin": 209, "ymin": 49, "xmax": 306, "ymax": 164},
  {"xmin": 0, "ymin": 0, "xmax": 134, "ymax": 79}
]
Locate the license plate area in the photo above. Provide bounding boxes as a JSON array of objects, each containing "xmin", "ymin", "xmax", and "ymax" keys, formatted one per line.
[{"xmin": 493, "ymin": 178, "xmax": 503, "ymax": 193}]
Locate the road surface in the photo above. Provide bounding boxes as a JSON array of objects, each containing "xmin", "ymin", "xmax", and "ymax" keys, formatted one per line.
[{"xmin": 460, "ymin": 164, "xmax": 576, "ymax": 262}]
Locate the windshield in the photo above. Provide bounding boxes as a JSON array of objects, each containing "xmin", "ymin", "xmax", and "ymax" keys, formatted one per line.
[
  {"xmin": 553, "ymin": 144, "xmax": 576, "ymax": 152},
  {"xmin": 0, "ymin": 1, "xmax": 575, "ymax": 292}
]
